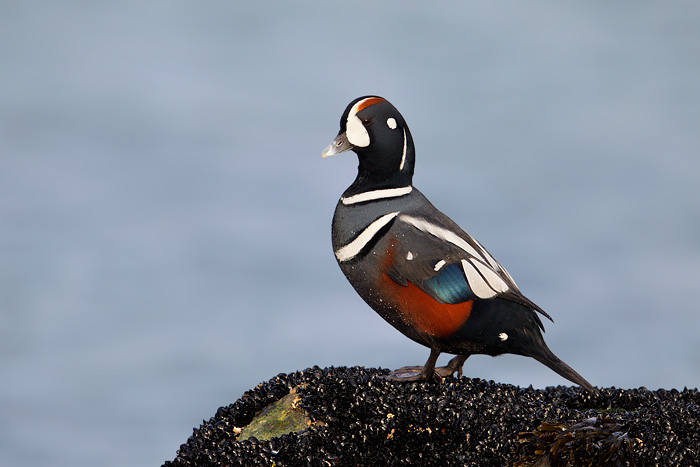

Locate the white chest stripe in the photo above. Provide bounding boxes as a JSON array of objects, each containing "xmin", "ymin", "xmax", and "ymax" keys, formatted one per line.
[
  {"xmin": 341, "ymin": 186, "xmax": 413, "ymax": 205},
  {"xmin": 335, "ymin": 212, "xmax": 400, "ymax": 262}
]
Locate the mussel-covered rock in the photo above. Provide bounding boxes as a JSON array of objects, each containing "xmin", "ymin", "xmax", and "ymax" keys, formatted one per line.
[{"xmin": 163, "ymin": 366, "xmax": 699, "ymax": 466}]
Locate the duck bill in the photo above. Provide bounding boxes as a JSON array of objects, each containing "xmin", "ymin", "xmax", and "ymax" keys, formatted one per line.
[
  {"xmin": 321, "ymin": 132, "xmax": 354, "ymax": 158},
  {"xmin": 531, "ymin": 347, "xmax": 598, "ymax": 394}
]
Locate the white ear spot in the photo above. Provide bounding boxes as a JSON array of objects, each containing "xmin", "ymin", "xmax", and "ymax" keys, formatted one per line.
[
  {"xmin": 386, "ymin": 117, "xmax": 397, "ymax": 129},
  {"xmin": 498, "ymin": 332, "xmax": 508, "ymax": 341}
]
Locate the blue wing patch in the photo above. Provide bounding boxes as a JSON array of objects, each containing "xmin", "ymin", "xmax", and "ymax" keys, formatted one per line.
[{"xmin": 422, "ymin": 262, "xmax": 476, "ymax": 304}]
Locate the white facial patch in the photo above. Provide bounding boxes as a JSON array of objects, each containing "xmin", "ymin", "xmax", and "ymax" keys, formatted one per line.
[
  {"xmin": 386, "ymin": 117, "xmax": 397, "ymax": 129},
  {"xmin": 345, "ymin": 98, "xmax": 374, "ymax": 148}
]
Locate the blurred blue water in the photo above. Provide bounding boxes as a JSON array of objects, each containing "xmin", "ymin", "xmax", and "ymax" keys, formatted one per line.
[{"xmin": 1, "ymin": 2, "xmax": 699, "ymax": 466}]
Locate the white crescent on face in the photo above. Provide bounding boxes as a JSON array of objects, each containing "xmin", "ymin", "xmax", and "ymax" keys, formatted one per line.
[{"xmin": 345, "ymin": 97, "xmax": 385, "ymax": 148}]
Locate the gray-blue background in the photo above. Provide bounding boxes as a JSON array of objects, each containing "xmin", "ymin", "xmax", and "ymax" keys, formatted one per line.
[{"xmin": 2, "ymin": 2, "xmax": 699, "ymax": 466}]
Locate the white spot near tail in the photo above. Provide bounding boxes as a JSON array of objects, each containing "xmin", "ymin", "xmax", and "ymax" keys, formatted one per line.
[{"xmin": 406, "ymin": 251, "xmax": 414, "ymax": 260}]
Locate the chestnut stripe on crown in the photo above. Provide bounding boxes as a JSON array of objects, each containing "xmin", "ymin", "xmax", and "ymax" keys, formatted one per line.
[{"xmin": 355, "ymin": 96, "xmax": 385, "ymax": 113}]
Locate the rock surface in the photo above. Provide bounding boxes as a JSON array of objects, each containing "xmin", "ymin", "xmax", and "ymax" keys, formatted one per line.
[{"xmin": 163, "ymin": 366, "xmax": 699, "ymax": 466}]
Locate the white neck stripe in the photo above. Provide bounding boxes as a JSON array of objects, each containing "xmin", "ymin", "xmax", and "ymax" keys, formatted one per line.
[
  {"xmin": 399, "ymin": 129, "xmax": 407, "ymax": 171},
  {"xmin": 341, "ymin": 186, "xmax": 413, "ymax": 205},
  {"xmin": 335, "ymin": 212, "xmax": 400, "ymax": 262}
]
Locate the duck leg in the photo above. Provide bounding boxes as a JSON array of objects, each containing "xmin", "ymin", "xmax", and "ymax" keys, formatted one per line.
[
  {"xmin": 382, "ymin": 351, "xmax": 471, "ymax": 382},
  {"xmin": 435, "ymin": 354, "xmax": 469, "ymax": 378},
  {"xmin": 381, "ymin": 348, "xmax": 443, "ymax": 383}
]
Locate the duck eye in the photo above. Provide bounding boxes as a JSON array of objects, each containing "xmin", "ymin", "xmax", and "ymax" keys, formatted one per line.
[{"xmin": 362, "ymin": 118, "xmax": 371, "ymax": 126}]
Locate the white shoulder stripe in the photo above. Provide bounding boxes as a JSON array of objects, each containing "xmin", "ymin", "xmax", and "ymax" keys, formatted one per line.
[
  {"xmin": 341, "ymin": 186, "xmax": 412, "ymax": 205},
  {"xmin": 335, "ymin": 212, "xmax": 400, "ymax": 262},
  {"xmin": 401, "ymin": 214, "xmax": 516, "ymax": 295},
  {"xmin": 461, "ymin": 259, "xmax": 498, "ymax": 299},
  {"xmin": 471, "ymin": 258, "xmax": 509, "ymax": 293},
  {"xmin": 470, "ymin": 236, "xmax": 504, "ymax": 273},
  {"xmin": 399, "ymin": 215, "xmax": 486, "ymax": 262}
]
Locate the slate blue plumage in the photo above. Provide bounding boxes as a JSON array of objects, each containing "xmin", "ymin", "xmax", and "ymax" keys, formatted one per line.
[{"xmin": 423, "ymin": 263, "xmax": 476, "ymax": 304}]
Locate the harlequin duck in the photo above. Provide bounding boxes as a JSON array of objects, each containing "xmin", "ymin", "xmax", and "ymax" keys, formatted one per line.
[{"xmin": 322, "ymin": 96, "xmax": 596, "ymax": 392}]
